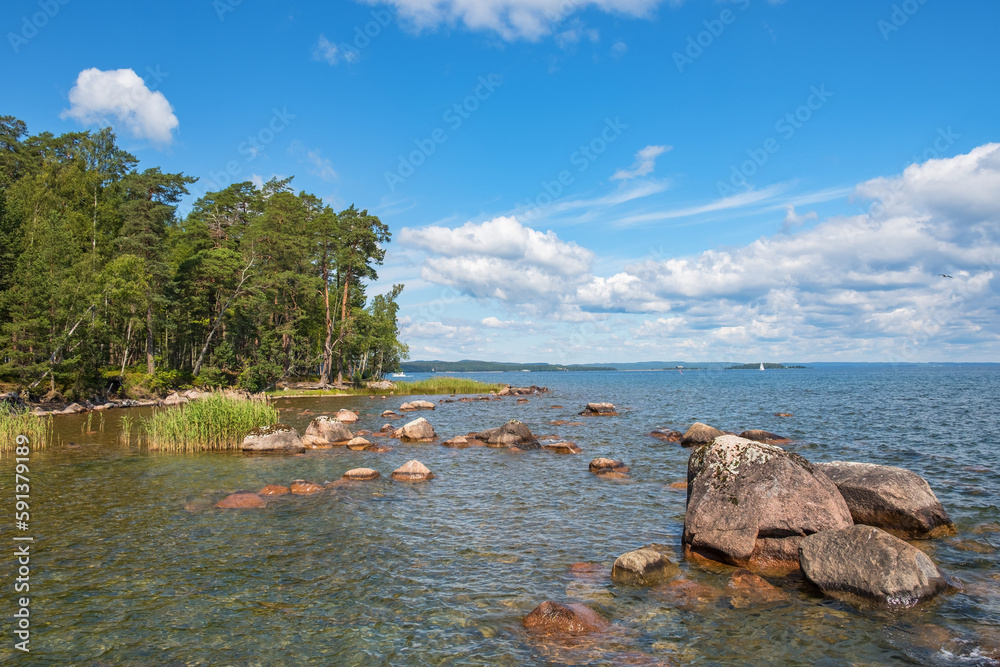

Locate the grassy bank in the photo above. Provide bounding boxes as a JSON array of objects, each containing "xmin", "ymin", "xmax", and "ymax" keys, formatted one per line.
[
  {"xmin": 143, "ymin": 393, "xmax": 279, "ymax": 452},
  {"xmin": 267, "ymin": 377, "xmax": 505, "ymax": 397},
  {"xmin": 0, "ymin": 410, "xmax": 53, "ymax": 452}
]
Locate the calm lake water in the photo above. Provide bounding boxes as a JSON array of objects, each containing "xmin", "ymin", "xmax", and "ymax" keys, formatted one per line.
[{"xmin": 3, "ymin": 365, "xmax": 999, "ymax": 665}]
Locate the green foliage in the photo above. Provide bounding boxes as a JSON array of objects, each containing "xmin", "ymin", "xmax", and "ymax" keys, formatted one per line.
[
  {"xmin": 0, "ymin": 118, "xmax": 407, "ymax": 398},
  {"xmin": 141, "ymin": 392, "xmax": 278, "ymax": 451},
  {"xmin": 0, "ymin": 409, "xmax": 52, "ymax": 451}
]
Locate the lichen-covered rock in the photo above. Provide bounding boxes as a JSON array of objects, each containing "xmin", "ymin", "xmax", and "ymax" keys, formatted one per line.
[
  {"xmin": 543, "ymin": 441, "xmax": 582, "ymax": 454},
  {"xmin": 393, "ymin": 417, "xmax": 436, "ymax": 442},
  {"xmin": 216, "ymin": 491, "xmax": 266, "ymax": 508},
  {"xmin": 241, "ymin": 424, "xmax": 304, "ymax": 453},
  {"xmin": 738, "ymin": 430, "xmax": 788, "ymax": 443},
  {"xmin": 611, "ymin": 547, "xmax": 679, "ymax": 586},
  {"xmin": 391, "ymin": 459, "xmax": 434, "ymax": 481},
  {"xmin": 290, "ymin": 480, "xmax": 325, "ymax": 495},
  {"xmin": 399, "ymin": 400, "xmax": 435, "ymax": 411},
  {"xmin": 475, "ymin": 420, "xmax": 539, "ymax": 449},
  {"xmin": 335, "ymin": 409, "xmax": 359, "ymax": 423},
  {"xmin": 799, "ymin": 524, "xmax": 952, "ymax": 609},
  {"xmin": 301, "ymin": 416, "xmax": 353, "ymax": 447},
  {"xmin": 683, "ymin": 435, "xmax": 852, "ymax": 573},
  {"xmin": 589, "ymin": 458, "xmax": 629, "ymax": 476},
  {"xmin": 258, "ymin": 484, "xmax": 290, "ymax": 496},
  {"xmin": 522, "ymin": 601, "xmax": 609, "ymax": 635},
  {"xmin": 342, "ymin": 468, "xmax": 380, "ymax": 481},
  {"xmin": 814, "ymin": 461, "xmax": 956, "ymax": 539},
  {"xmin": 579, "ymin": 402, "xmax": 618, "ymax": 416},
  {"xmin": 680, "ymin": 422, "xmax": 724, "ymax": 447}
]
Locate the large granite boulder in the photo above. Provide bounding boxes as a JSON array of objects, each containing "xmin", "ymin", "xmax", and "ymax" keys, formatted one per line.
[
  {"xmin": 393, "ymin": 417, "xmax": 436, "ymax": 442},
  {"xmin": 814, "ymin": 461, "xmax": 956, "ymax": 539},
  {"xmin": 522, "ymin": 601, "xmax": 609, "ymax": 635},
  {"xmin": 579, "ymin": 402, "xmax": 618, "ymax": 416},
  {"xmin": 611, "ymin": 546, "xmax": 678, "ymax": 586},
  {"xmin": 476, "ymin": 420, "xmax": 539, "ymax": 449},
  {"xmin": 683, "ymin": 435, "xmax": 853, "ymax": 573},
  {"xmin": 799, "ymin": 524, "xmax": 952, "ymax": 609},
  {"xmin": 400, "ymin": 400, "xmax": 435, "ymax": 411},
  {"xmin": 681, "ymin": 422, "xmax": 724, "ymax": 447},
  {"xmin": 241, "ymin": 424, "xmax": 304, "ymax": 453},
  {"xmin": 301, "ymin": 416, "xmax": 353, "ymax": 447}
]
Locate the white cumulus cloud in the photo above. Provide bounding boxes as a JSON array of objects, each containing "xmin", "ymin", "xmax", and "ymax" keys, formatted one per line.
[{"xmin": 61, "ymin": 68, "xmax": 179, "ymax": 145}]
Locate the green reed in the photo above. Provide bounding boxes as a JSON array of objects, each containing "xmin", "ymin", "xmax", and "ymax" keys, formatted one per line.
[
  {"xmin": 142, "ymin": 392, "xmax": 279, "ymax": 452},
  {"xmin": 0, "ymin": 410, "xmax": 53, "ymax": 452},
  {"xmin": 267, "ymin": 376, "xmax": 505, "ymax": 397}
]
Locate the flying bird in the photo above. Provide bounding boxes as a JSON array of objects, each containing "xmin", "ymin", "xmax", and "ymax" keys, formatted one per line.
[{"xmin": 939, "ymin": 274, "xmax": 953, "ymax": 278}]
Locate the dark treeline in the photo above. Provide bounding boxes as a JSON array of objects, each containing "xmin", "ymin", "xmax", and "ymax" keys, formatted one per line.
[{"xmin": 0, "ymin": 116, "xmax": 407, "ymax": 398}]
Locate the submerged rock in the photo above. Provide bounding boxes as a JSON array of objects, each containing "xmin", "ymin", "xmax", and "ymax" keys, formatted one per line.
[
  {"xmin": 522, "ymin": 601, "xmax": 609, "ymax": 635},
  {"xmin": 680, "ymin": 422, "xmax": 723, "ymax": 447},
  {"xmin": 542, "ymin": 441, "xmax": 582, "ymax": 454},
  {"xmin": 391, "ymin": 459, "xmax": 434, "ymax": 481},
  {"xmin": 589, "ymin": 458, "xmax": 629, "ymax": 476},
  {"xmin": 649, "ymin": 429, "xmax": 683, "ymax": 442},
  {"xmin": 301, "ymin": 416, "xmax": 353, "ymax": 447},
  {"xmin": 258, "ymin": 484, "xmax": 290, "ymax": 496},
  {"xmin": 241, "ymin": 424, "xmax": 304, "ymax": 453},
  {"xmin": 725, "ymin": 569, "xmax": 789, "ymax": 608},
  {"xmin": 400, "ymin": 400, "xmax": 435, "ymax": 411},
  {"xmin": 216, "ymin": 491, "xmax": 266, "ymax": 508},
  {"xmin": 611, "ymin": 547, "xmax": 679, "ymax": 586},
  {"xmin": 342, "ymin": 468, "xmax": 380, "ymax": 481},
  {"xmin": 799, "ymin": 524, "xmax": 952, "ymax": 609},
  {"xmin": 683, "ymin": 435, "xmax": 852, "ymax": 573},
  {"xmin": 393, "ymin": 417, "xmax": 436, "ymax": 442},
  {"xmin": 290, "ymin": 480, "xmax": 325, "ymax": 495},
  {"xmin": 579, "ymin": 402, "xmax": 618, "ymax": 417},
  {"xmin": 442, "ymin": 435, "xmax": 486, "ymax": 448},
  {"xmin": 476, "ymin": 420, "xmax": 540, "ymax": 449},
  {"xmin": 738, "ymin": 430, "xmax": 788, "ymax": 443},
  {"xmin": 381, "ymin": 410, "xmax": 400, "ymax": 419},
  {"xmin": 814, "ymin": 461, "xmax": 956, "ymax": 539}
]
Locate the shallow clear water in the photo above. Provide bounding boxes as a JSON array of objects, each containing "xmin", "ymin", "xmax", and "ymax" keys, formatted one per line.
[{"xmin": 3, "ymin": 365, "xmax": 999, "ymax": 665}]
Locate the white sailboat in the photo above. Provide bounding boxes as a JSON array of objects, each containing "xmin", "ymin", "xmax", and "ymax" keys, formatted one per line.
[{"xmin": 759, "ymin": 363, "xmax": 765, "ymax": 371}]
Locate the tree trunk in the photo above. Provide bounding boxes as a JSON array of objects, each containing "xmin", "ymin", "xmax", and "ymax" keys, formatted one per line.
[
  {"xmin": 336, "ymin": 270, "xmax": 350, "ymax": 385},
  {"xmin": 146, "ymin": 303, "xmax": 155, "ymax": 375},
  {"xmin": 321, "ymin": 275, "xmax": 333, "ymax": 386}
]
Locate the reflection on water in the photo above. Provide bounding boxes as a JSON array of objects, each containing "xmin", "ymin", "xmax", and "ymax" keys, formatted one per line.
[{"xmin": 3, "ymin": 366, "xmax": 999, "ymax": 665}]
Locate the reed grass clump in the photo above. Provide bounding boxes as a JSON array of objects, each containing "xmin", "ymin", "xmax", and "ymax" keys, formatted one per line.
[
  {"xmin": 0, "ymin": 410, "xmax": 53, "ymax": 452},
  {"xmin": 267, "ymin": 376, "xmax": 504, "ymax": 397},
  {"xmin": 143, "ymin": 392, "xmax": 278, "ymax": 452}
]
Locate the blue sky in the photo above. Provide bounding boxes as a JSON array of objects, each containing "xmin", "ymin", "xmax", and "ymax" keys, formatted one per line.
[{"xmin": 4, "ymin": 0, "xmax": 1000, "ymax": 362}]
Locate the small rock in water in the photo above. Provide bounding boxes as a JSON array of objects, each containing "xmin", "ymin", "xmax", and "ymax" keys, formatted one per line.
[
  {"xmin": 522, "ymin": 601, "xmax": 610, "ymax": 635},
  {"xmin": 342, "ymin": 468, "xmax": 380, "ymax": 481},
  {"xmin": 680, "ymin": 422, "xmax": 724, "ymax": 447},
  {"xmin": 393, "ymin": 417, "xmax": 436, "ymax": 442},
  {"xmin": 399, "ymin": 400, "xmax": 435, "ymax": 411},
  {"xmin": 773, "ymin": 412, "xmax": 793, "ymax": 418},
  {"xmin": 290, "ymin": 480, "xmax": 325, "ymax": 495},
  {"xmin": 216, "ymin": 492, "xmax": 266, "ymax": 509},
  {"xmin": 476, "ymin": 420, "xmax": 540, "ymax": 449},
  {"xmin": 799, "ymin": 524, "xmax": 952, "ymax": 609},
  {"xmin": 335, "ymin": 409, "xmax": 359, "ymax": 423},
  {"xmin": 391, "ymin": 460, "xmax": 434, "ymax": 481},
  {"xmin": 258, "ymin": 484, "xmax": 290, "ymax": 496},
  {"xmin": 241, "ymin": 424, "xmax": 305, "ymax": 453},
  {"xmin": 346, "ymin": 437, "xmax": 372, "ymax": 451},
  {"xmin": 579, "ymin": 402, "xmax": 618, "ymax": 417},
  {"xmin": 381, "ymin": 410, "xmax": 400, "ymax": 419},
  {"xmin": 589, "ymin": 458, "xmax": 629, "ymax": 476},
  {"xmin": 611, "ymin": 547, "xmax": 679, "ymax": 586},
  {"xmin": 543, "ymin": 441, "xmax": 582, "ymax": 454},
  {"xmin": 668, "ymin": 481, "xmax": 687, "ymax": 490},
  {"xmin": 649, "ymin": 429, "xmax": 683, "ymax": 442}
]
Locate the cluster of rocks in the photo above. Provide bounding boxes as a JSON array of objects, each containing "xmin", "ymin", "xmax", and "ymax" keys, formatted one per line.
[
  {"xmin": 216, "ymin": 460, "xmax": 435, "ymax": 508},
  {"xmin": 23, "ymin": 388, "xmax": 253, "ymax": 417},
  {"xmin": 682, "ymin": 433, "xmax": 956, "ymax": 608},
  {"xmin": 579, "ymin": 402, "xmax": 618, "ymax": 417},
  {"xmin": 497, "ymin": 385, "xmax": 549, "ymax": 396}
]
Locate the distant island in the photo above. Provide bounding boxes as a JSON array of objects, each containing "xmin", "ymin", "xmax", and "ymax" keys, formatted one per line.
[{"xmin": 725, "ymin": 363, "xmax": 807, "ymax": 370}]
